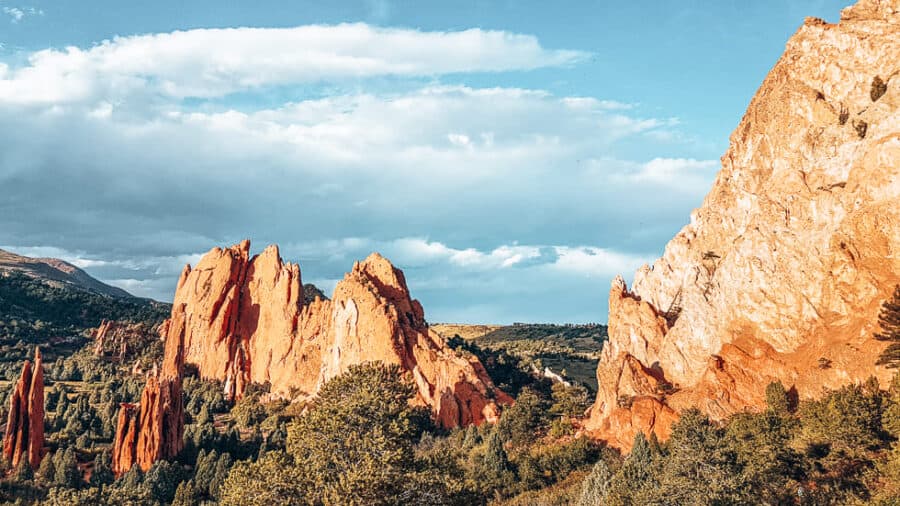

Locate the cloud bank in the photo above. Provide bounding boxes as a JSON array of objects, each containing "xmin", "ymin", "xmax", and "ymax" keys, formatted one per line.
[{"xmin": 0, "ymin": 23, "xmax": 718, "ymax": 323}]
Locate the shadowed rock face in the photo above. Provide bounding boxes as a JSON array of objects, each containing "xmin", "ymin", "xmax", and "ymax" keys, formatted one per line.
[
  {"xmin": 587, "ymin": 0, "xmax": 900, "ymax": 450},
  {"xmin": 112, "ymin": 310, "xmax": 185, "ymax": 476},
  {"xmin": 165, "ymin": 240, "xmax": 511, "ymax": 429},
  {"xmin": 2, "ymin": 348, "xmax": 44, "ymax": 470}
]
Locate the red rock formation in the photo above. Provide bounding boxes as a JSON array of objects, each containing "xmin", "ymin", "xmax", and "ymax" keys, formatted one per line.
[
  {"xmin": 111, "ymin": 403, "xmax": 138, "ymax": 476},
  {"xmin": 2, "ymin": 347, "xmax": 44, "ymax": 469},
  {"xmin": 92, "ymin": 319, "xmax": 156, "ymax": 359},
  {"xmin": 166, "ymin": 240, "xmax": 511, "ymax": 428},
  {"xmin": 587, "ymin": 0, "xmax": 900, "ymax": 450},
  {"xmin": 112, "ymin": 309, "xmax": 185, "ymax": 476}
]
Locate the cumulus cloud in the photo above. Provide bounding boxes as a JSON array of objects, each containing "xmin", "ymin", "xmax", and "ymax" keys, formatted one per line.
[
  {"xmin": 0, "ymin": 23, "xmax": 585, "ymax": 104},
  {"xmin": 0, "ymin": 23, "xmax": 718, "ymax": 322}
]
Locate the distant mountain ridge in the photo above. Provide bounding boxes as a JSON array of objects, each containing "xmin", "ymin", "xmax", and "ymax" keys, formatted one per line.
[{"xmin": 0, "ymin": 248, "xmax": 133, "ymax": 298}]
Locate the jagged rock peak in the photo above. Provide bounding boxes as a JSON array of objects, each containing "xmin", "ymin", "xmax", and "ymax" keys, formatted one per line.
[
  {"xmin": 164, "ymin": 240, "xmax": 511, "ymax": 429},
  {"xmin": 840, "ymin": 0, "xmax": 899, "ymax": 22},
  {"xmin": 2, "ymin": 347, "xmax": 44, "ymax": 470},
  {"xmin": 112, "ymin": 312, "xmax": 185, "ymax": 476},
  {"xmin": 587, "ymin": 0, "xmax": 900, "ymax": 450}
]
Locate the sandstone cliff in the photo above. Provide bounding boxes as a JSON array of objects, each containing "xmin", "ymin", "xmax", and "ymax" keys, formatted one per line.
[
  {"xmin": 112, "ymin": 310, "xmax": 185, "ymax": 476},
  {"xmin": 164, "ymin": 240, "xmax": 511, "ymax": 428},
  {"xmin": 2, "ymin": 348, "xmax": 44, "ymax": 470},
  {"xmin": 587, "ymin": 0, "xmax": 900, "ymax": 449}
]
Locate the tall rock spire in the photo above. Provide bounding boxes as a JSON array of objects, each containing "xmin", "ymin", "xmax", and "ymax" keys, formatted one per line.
[
  {"xmin": 112, "ymin": 314, "xmax": 185, "ymax": 476},
  {"xmin": 2, "ymin": 347, "xmax": 44, "ymax": 469}
]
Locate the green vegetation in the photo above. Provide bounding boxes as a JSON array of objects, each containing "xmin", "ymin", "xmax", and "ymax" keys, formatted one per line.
[
  {"xmin": 876, "ymin": 285, "xmax": 900, "ymax": 368},
  {"xmin": 445, "ymin": 323, "xmax": 605, "ymax": 395},
  {"xmin": 575, "ymin": 377, "xmax": 900, "ymax": 506},
  {"xmin": 0, "ymin": 330, "xmax": 898, "ymax": 505},
  {"xmin": 3, "ymin": 277, "xmax": 900, "ymax": 505},
  {"xmin": 0, "ymin": 272, "xmax": 169, "ymax": 364}
]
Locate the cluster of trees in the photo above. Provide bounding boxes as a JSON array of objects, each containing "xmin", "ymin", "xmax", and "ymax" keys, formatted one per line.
[
  {"xmin": 0, "ymin": 351, "xmax": 257, "ymax": 505},
  {"xmin": 0, "ymin": 272, "xmax": 169, "ymax": 343},
  {"xmin": 0, "ymin": 351, "xmax": 899, "ymax": 505},
  {"xmin": 576, "ymin": 377, "xmax": 900, "ymax": 505},
  {"xmin": 2, "ymin": 284, "xmax": 900, "ymax": 504},
  {"xmin": 218, "ymin": 363, "xmax": 599, "ymax": 505},
  {"xmin": 447, "ymin": 323, "xmax": 607, "ymax": 392}
]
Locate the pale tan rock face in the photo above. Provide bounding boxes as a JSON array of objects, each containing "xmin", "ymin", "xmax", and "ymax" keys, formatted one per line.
[
  {"xmin": 165, "ymin": 241, "xmax": 511, "ymax": 428},
  {"xmin": 587, "ymin": 0, "xmax": 900, "ymax": 450}
]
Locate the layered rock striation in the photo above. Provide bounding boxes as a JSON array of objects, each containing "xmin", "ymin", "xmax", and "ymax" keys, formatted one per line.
[
  {"xmin": 587, "ymin": 0, "xmax": 900, "ymax": 449},
  {"xmin": 164, "ymin": 240, "xmax": 511, "ymax": 428},
  {"xmin": 2, "ymin": 348, "xmax": 44, "ymax": 469},
  {"xmin": 112, "ymin": 310, "xmax": 185, "ymax": 476}
]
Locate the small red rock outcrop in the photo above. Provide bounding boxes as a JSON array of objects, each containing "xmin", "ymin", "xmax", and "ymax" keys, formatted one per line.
[
  {"xmin": 166, "ymin": 240, "xmax": 511, "ymax": 428},
  {"xmin": 2, "ymin": 347, "xmax": 44, "ymax": 469},
  {"xmin": 112, "ymin": 311, "xmax": 185, "ymax": 476},
  {"xmin": 586, "ymin": 0, "xmax": 900, "ymax": 450},
  {"xmin": 93, "ymin": 319, "xmax": 154, "ymax": 359}
]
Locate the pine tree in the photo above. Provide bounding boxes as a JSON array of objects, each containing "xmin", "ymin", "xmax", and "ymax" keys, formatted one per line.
[
  {"xmin": 482, "ymin": 430, "xmax": 511, "ymax": 476},
  {"xmin": 14, "ymin": 459, "xmax": 33, "ymax": 482},
  {"xmin": 765, "ymin": 380, "xmax": 790, "ymax": 415},
  {"xmin": 172, "ymin": 479, "xmax": 200, "ymax": 506},
  {"xmin": 53, "ymin": 448, "xmax": 81, "ymax": 489},
  {"xmin": 36, "ymin": 452, "xmax": 56, "ymax": 484},
  {"xmin": 875, "ymin": 285, "xmax": 900, "ymax": 368},
  {"xmin": 577, "ymin": 459, "xmax": 611, "ymax": 506},
  {"xmin": 90, "ymin": 451, "xmax": 114, "ymax": 487}
]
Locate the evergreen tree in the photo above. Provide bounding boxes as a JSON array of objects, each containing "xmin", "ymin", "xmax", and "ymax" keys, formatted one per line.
[
  {"xmin": 196, "ymin": 403, "xmax": 212, "ymax": 425},
  {"xmin": 605, "ymin": 432, "xmax": 659, "ymax": 505},
  {"xmin": 90, "ymin": 451, "xmax": 114, "ymax": 487},
  {"xmin": 143, "ymin": 460, "xmax": 183, "ymax": 504},
  {"xmin": 876, "ymin": 285, "xmax": 900, "ymax": 367},
  {"xmin": 577, "ymin": 459, "xmax": 611, "ymax": 506},
  {"xmin": 172, "ymin": 479, "xmax": 200, "ymax": 506},
  {"xmin": 765, "ymin": 380, "xmax": 791, "ymax": 415},
  {"xmin": 496, "ymin": 388, "xmax": 546, "ymax": 447},
  {"xmin": 655, "ymin": 409, "xmax": 750, "ymax": 504},
  {"xmin": 36, "ymin": 452, "xmax": 56, "ymax": 484},
  {"xmin": 482, "ymin": 430, "xmax": 512, "ymax": 476},
  {"xmin": 54, "ymin": 448, "xmax": 81, "ymax": 489},
  {"xmin": 549, "ymin": 382, "xmax": 592, "ymax": 418},
  {"xmin": 883, "ymin": 371, "xmax": 900, "ymax": 438},
  {"xmin": 13, "ymin": 459, "xmax": 33, "ymax": 482},
  {"xmin": 221, "ymin": 363, "xmax": 445, "ymax": 505}
]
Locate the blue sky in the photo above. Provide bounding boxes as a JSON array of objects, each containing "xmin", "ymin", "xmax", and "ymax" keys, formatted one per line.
[{"xmin": 0, "ymin": 0, "xmax": 851, "ymax": 323}]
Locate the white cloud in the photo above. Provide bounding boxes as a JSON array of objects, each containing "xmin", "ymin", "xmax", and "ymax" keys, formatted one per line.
[
  {"xmin": 0, "ymin": 24, "xmax": 718, "ymax": 322},
  {"xmin": 551, "ymin": 246, "xmax": 651, "ymax": 277},
  {"xmin": 3, "ymin": 7, "xmax": 24, "ymax": 22},
  {"xmin": 631, "ymin": 157, "xmax": 718, "ymax": 184},
  {"xmin": 2, "ymin": 6, "xmax": 42, "ymax": 23},
  {"xmin": 0, "ymin": 23, "xmax": 586, "ymax": 104}
]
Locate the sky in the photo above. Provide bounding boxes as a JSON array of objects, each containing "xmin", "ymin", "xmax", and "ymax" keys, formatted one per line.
[{"xmin": 0, "ymin": 0, "xmax": 852, "ymax": 324}]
